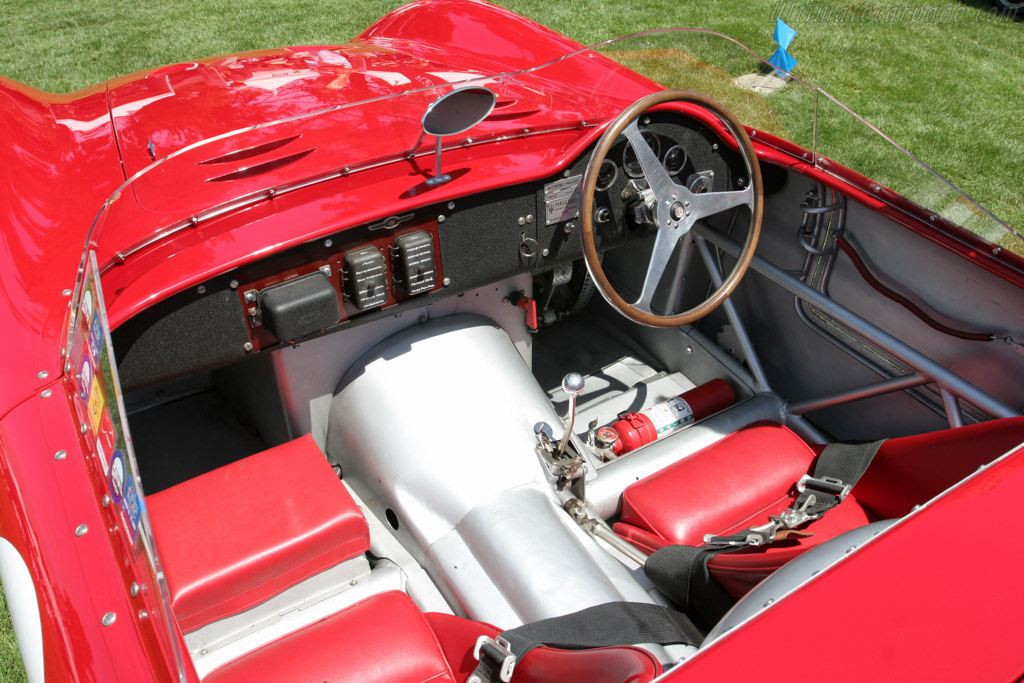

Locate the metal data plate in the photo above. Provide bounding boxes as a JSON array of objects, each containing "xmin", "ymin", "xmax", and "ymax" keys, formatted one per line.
[{"xmin": 544, "ymin": 175, "xmax": 582, "ymax": 226}]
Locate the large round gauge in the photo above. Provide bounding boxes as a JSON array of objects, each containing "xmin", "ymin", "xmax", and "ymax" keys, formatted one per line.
[
  {"xmin": 622, "ymin": 131, "xmax": 661, "ymax": 178},
  {"xmin": 662, "ymin": 145, "xmax": 687, "ymax": 175},
  {"xmin": 595, "ymin": 159, "xmax": 618, "ymax": 191}
]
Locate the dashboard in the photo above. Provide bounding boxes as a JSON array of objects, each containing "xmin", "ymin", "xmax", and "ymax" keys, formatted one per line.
[{"xmin": 112, "ymin": 111, "xmax": 747, "ymax": 391}]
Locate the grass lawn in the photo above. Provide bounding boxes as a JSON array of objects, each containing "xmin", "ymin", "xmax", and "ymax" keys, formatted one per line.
[
  {"xmin": 0, "ymin": 588, "xmax": 24, "ymax": 683},
  {"xmin": 0, "ymin": 0, "xmax": 1020, "ymax": 678}
]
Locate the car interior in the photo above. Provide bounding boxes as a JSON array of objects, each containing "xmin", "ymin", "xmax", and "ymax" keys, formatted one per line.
[{"xmin": 109, "ymin": 98, "xmax": 1024, "ymax": 680}]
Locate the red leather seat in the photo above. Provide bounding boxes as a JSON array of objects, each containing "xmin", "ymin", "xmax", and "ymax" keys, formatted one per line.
[
  {"xmin": 205, "ymin": 591, "xmax": 663, "ymax": 683},
  {"xmin": 148, "ymin": 434, "xmax": 369, "ymax": 632},
  {"xmin": 614, "ymin": 418, "xmax": 1024, "ymax": 598}
]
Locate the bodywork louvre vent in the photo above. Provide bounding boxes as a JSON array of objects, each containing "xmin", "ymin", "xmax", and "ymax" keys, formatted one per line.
[
  {"xmin": 198, "ymin": 135, "xmax": 302, "ymax": 165},
  {"xmin": 205, "ymin": 148, "xmax": 315, "ymax": 182}
]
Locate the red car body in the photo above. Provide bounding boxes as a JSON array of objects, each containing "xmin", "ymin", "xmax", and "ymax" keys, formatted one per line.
[{"xmin": 1, "ymin": 1, "xmax": 1022, "ymax": 681}]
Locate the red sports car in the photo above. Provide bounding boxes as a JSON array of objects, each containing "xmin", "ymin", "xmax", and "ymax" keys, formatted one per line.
[{"xmin": 1, "ymin": 1, "xmax": 1022, "ymax": 681}]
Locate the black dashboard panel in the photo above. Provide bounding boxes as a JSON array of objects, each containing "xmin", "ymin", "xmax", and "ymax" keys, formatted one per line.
[
  {"xmin": 115, "ymin": 287, "xmax": 251, "ymax": 391},
  {"xmin": 436, "ymin": 183, "xmax": 539, "ymax": 294}
]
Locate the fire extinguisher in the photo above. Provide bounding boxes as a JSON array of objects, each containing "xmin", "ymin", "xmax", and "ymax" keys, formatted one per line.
[{"xmin": 609, "ymin": 379, "xmax": 735, "ymax": 454}]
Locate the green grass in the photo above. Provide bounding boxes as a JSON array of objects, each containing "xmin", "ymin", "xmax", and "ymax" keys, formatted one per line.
[
  {"xmin": 0, "ymin": 588, "xmax": 26, "ymax": 683},
  {"xmin": 0, "ymin": 1, "xmax": 1020, "ymax": 677}
]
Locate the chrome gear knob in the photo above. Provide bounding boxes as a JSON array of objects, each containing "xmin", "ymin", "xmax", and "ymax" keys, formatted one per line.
[{"xmin": 562, "ymin": 372, "xmax": 585, "ymax": 397}]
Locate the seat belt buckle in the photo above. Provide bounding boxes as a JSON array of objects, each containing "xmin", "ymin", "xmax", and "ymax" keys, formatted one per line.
[
  {"xmin": 797, "ymin": 474, "xmax": 852, "ymax": 501},
  {"xmin": 703, "ymin": 520, "xmax": 779, "ymax": 547},
  {"xmin": 470, "ymin": 635, "xmax": 516, "ymax": 683},
  {"xmin": 775, "ymin": 493, "xmax": 818, "ymax": 528}
]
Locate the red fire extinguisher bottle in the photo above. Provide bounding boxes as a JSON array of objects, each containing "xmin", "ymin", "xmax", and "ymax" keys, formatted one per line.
[{"xmin": 611, "ymin": 379, "xmax": 735, "ymax": 455}]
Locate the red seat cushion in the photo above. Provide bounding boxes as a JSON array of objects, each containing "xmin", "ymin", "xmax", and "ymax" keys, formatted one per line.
[
  {"xmin": 148, "ymin": 434, "xmax": 369, "ymax": 632},
  {"xmin": 614, "ymin": 423, "xmax": 873, "ymax": 597},
  {"xmin": 205, "ymin": 592, "xmax": 457, "ymax": 683}
]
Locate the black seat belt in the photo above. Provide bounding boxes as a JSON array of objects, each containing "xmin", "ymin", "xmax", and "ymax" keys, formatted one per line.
[
  {"xmin": 645, "ymin": 439, "xmax": 885, "ymax": 629},
  {"xmin": 468, "ymin": 602, "xmax": 703, "ymax": 683}
]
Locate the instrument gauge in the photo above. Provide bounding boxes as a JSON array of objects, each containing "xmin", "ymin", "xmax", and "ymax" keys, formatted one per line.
[
  {"xmin": 662, "ymin": 145, "xmax": 688, "ymax": 175},
  {"xmin": 622, "ymin": 132, "xmax": 661, "ymax": 178},
  {"xmin": 595, "ymin": 159, "xmax": 618, "ymax": 191}
]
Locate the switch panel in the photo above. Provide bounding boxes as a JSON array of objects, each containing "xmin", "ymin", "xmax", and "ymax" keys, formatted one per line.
[
  {"xmin": 344, "ymin": 246, "xmax": 388, "ymax": 310},
  {"xmin": 393, "ymin": 230, "xmax": 437, "ymax": 296}
]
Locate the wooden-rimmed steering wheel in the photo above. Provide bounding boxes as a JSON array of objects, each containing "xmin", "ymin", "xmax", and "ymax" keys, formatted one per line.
[{"xmin": 581, "ymin": 90, "xmax": 763, "ymax": 327}]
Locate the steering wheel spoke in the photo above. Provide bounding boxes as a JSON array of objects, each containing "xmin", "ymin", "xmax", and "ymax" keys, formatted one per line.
[
  {"xmin": 686, "ymin": 185, "xmax": 754, "ymax": 221},
  {"xmin": 633, "ymin": 227, "xmax": 681, "ymax": 312},
  {"xmin": 622, "ymin": 121, "xmax": 678, "ymax": 203}
]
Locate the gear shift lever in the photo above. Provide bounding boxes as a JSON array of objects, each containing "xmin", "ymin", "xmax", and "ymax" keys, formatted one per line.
[{"xmin": 556, "ymin": 372, "xmax": 585, "ymax": 458}]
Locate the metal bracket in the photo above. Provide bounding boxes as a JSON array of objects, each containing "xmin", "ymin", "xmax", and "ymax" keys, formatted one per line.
[
  {"xmin": 470, "ymin": 635, "xmax": 516, "ymax": 683},
  {"xmin": 797, "ymin": 474, "xmax": 851, "ymax": 501}
]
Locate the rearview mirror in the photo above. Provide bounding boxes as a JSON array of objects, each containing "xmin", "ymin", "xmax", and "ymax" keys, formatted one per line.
[
  {"xmin": 421, "ymin": 86, "xmax": 496, "ymax": 186},
  {"xmin": 422, "ymin": 86, "xmax": 497, "ymax": 137}
]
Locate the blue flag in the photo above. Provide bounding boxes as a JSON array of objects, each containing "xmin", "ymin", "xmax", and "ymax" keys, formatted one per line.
[
  {"xmin": 768, "ymin": 47, "xmax": 797, "ymax": 75},
  {"xmin": 768, "ymin": 18, "xmax": 797, "ymax": 76},
  {"xmin": 773, "ymin": 18, "xmax": 797, "ymax": 51}
]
